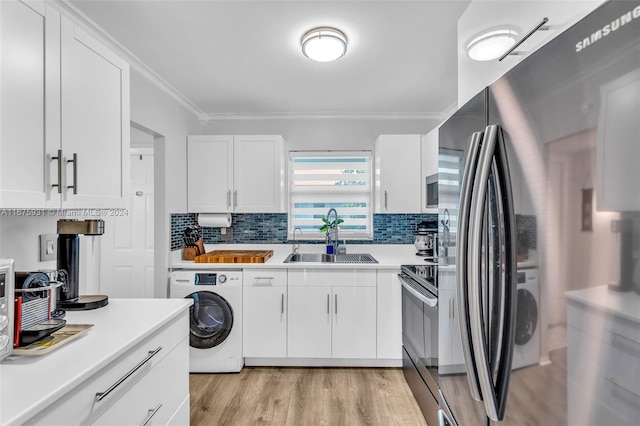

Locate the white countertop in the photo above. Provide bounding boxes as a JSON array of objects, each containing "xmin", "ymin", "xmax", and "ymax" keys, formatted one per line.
[
  {"xmin": 171, "ymin": 244, "xmax": 429, "ymax": 270},
  {"xmin": 171, "ymin": 244, "xmax": 538, "ymax": 272},
  {"xmin": 0, "ymin": 298, "xmax": 192, "ymax": 425},
  {"xmin": 565, "ymin": 285, "xmax": 640, "ymax": 324}
]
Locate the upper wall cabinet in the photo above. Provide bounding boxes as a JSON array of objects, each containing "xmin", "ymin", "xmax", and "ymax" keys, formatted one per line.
[
  {"xmin": 0, "ymin": 1, "xmax": 130, "ymax": 209},
  {"xmin": 0, "ymin": 0, "xmax": 48, "ymax": 208},
  {"xmin": 457, "ymin": 1, "xmax": 604, "ymax": 106},
  {"xmin": 187, "ymin": 135, "xmax": 286, "ymax": 213},
  {"xmin": 374, "ymin": 135, "xmax": 421, "ymax": 213},
  {"xmin": 421, "ymin": 129, "xmax": 438, "ymax": 214}
]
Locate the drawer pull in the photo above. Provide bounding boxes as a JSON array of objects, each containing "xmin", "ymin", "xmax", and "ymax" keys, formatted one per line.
[
  {"xmin": 608, "ymin": 329, "xmax": 640, "ymax": 348},
  {"xmin": 605, "ymin": 376, "xmax": 640, "ymax": 399},
  {"xmin": 141, "ymin": 403, "xmax": 163, "ymax": 426},
  {"xmin": 95, "ymin": 346, "xmax": 162, "ymax": 403}
]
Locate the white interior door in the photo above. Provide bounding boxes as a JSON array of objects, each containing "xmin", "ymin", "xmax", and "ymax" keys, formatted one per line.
[{"xmin": 100, "ymin": 143, "xmax": 154, "ymax": 298}]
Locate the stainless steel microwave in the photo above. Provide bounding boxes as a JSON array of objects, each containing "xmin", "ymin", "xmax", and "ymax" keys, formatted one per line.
[{"xmin": 425, "ymin": 173, "xmax": 438, "ymax": 208}]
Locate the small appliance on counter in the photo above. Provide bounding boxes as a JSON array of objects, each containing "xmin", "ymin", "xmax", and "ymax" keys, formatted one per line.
[
  {"xmin": 13, "ymin": 271, "xmax": 66, "ymax": 347},
  {"xmin": 414, "ymin": 220, "xmax": 437, "ymax": 260},
  {"xmin": 0, "ymin": 259, "xmax": 15, "ymax": 361},
  {"xmin": 56, "ymin": 219, "xmax": 108, "ymax": 310}
]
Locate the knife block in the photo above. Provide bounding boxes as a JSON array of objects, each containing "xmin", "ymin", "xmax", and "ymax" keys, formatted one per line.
[{"xmin": 183, "ymin": 247, "xmax": 198, "ymax": 261}]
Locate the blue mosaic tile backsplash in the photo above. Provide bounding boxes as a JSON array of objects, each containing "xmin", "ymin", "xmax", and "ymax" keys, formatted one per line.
[{"xmin": 170, "ymin": 213, "xmax": 437, "ymax": 250}]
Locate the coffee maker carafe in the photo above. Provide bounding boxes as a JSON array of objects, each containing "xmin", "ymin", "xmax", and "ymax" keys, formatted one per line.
[{"xmin": 56, "ymin": 219, "xmax": 108, "ymax": 310}]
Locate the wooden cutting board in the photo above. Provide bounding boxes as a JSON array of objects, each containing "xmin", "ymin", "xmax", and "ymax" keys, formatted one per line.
[{"xmin": 194, "ymin": 249, "xmax": 274, "ymax": 263}]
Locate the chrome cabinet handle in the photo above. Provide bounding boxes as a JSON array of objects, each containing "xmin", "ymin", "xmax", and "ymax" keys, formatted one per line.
[
  {"xmin": 608, "ymin": 329, "xmax": 640, "ymax": 348},
  {"xmin": 281, "ymin": 293, "xmax": 284, "ymax": 314},
  {"xmin": 327, "ymin": 294, "xmax": 330, "ymax": 315},
  {"xmin": 384, "ymin": 190, "xmax": 388, "ymax": 210},
  {"xmin": 141, "ymin": 403, "xmax": 162, "ymax": 426},
  {"xmin": 456, "ymin": 130, "xmax": 483, "ymax": 402},
  {"xmin": 95, "ymin": 346, "xmax": 162, "ymax": 402},
  {"xmin": 605, "ymin": 376, "xmax": 640, "ymax": 399},
  {"xmin": 51, "ymin": 149, "xmax": 63, "ymax": 193},
  {"xmin": 233, "ymin": 190, "xmax": 238, "ymax": 208},
  {"xmin": 335, "ymin": 294, "xmax": 338, "ymax": 315},
  {"xmin": 499, "ymin": 17, "xmax": 549, "ymax": 61},
  {"xmin": 67, "ymin": 153, "xmax": 78, "ymax": 194},
  {"xmin": 227, "ymin": 190, "xmax": 231, "ymax": 208}
]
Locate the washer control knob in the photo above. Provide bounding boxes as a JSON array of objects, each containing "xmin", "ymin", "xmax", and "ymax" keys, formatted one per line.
[{"xmin": 218, "ymin": 274, "xmax": 227, "ymax": 284}]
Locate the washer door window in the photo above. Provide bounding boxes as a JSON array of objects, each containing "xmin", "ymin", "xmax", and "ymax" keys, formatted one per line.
[
  {"xmin": 515, "ymin": 288, "xmax": 538, "ymax": 346},
  {"xmin": 187, "ymin": 291, "xmax": 233, "ymax": 349}
]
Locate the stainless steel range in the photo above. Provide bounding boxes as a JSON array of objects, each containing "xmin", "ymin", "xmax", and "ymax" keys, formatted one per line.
[{"xmin": 398, "ymin": 263, "xmax": 442, "ymax": 425}]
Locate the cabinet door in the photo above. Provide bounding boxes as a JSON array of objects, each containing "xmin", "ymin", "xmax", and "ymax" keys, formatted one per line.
[
  {"xmin": 234, "ymin": 135, "xmax": 285, "ymax": 213},
  {"xmin": 332, "ymin": 286, "xmax": 376, "ymax": 359},
  {"xmin": 596, "ymin": 70, "xmax": 640, "ymax": 211},
  {"xmin": 287, "ymin": 286, "xmax": 331, "ymax": 358},
  {"xmin": 0, "ymin": 0, "xmax": 47, "ymax": 208},
  {"xmin": 376, "ymin": 270, "xmax": 402, "ymax": 359},
  {"xmin": 187, "ymin": 135, "xmax": 234, "ymax": 212},
  {"xmin": 375, "ymin": 135, "xmax": 421, "ymax": 213},
  {"xmin": 243, "ymin": 285, "xmax": 287, "ymax": 358},
  {"xmin": 60, "ymin": 17, "xmax": 130, "ymax": 209}
]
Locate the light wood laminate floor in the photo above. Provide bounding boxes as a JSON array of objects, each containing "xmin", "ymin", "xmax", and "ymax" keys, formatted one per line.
[{"xmin": 190, "ymin": 367, "xmax": 428, "ymax": 426}]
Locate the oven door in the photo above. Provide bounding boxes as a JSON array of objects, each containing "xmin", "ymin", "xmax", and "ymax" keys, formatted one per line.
[{"xmin": 399, "ymin": 272, "xmax": 439, "ymax": 404}]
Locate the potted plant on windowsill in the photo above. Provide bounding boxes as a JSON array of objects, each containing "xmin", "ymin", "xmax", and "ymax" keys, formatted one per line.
[{"xmin": 319, "ymin": 216, "xmax": 343, "ymax": 254}]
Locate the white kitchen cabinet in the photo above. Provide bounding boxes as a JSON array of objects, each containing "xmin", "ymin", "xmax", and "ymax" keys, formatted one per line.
[
  {"xmin": 438, "ymin": 270, "xmax": 465, "ymax": 373},
  {"xmin": 187, "ymin": 135, "xmax": 286, "ymax": 213},
  {"xmin": 0, "ymin": 1, "xmax": 129, "ymax": 210},
  {"xmin": 376, "ymin": 270, "xmax": 402, "ymax": 359},
  {"xmin": 0, "ymin": 0, "xmax": 47, "ymax": 208},
  {"xmin": 374, "ymin": 134, "xmax": 422, "ymax": 213},
  {"xmin": 596, "ymin": 69, "xmax": 640, "ymax": 211},
  {"xmin": 458, "ymin": 1, "xmax": 604, "ymax": 106},
  {"xmin": 421, "ymin": 129, "xmax": 439, "ymax": 214},
  {"xmin": 53, "ymin": 15, "xmax": 130, "ymax": 209},
  {"xmin": 22, "ymin": 307, "xmax": 189, "ymax": 426},
  {"xmin": 332, "ymin": 286, "xmax": 377, "ymax": 359},
  {"xmin": 243, "ymin": 269, "xmax": 288, "ymax": 358},
  {"xmin": 566, "ymin": 293, "xmax": 640, "ymax": 425},
  {"xmin": 287, "ymin": 269, "xmax": 377, "ymax": 359},
  {"xmin": 287, "ymin": 285, "xmax": 333, "ymax": 358}
]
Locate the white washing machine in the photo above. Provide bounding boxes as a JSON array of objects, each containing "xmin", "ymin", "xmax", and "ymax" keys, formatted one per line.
[
  {"xmin": 170, "ymin": 269, "xmax": 243, "ymax": 373},
  {"xmin": 512, "ymin": 268, "xmax": 540, "ymax": 370}
]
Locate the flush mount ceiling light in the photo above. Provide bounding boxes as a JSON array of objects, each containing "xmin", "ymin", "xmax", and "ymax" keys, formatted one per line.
[
  {"xmin": 301, "ymin": 27, "xmax": 347, "ymax": 62},
  {"xmin": 467, "ymin": 29, "xmax": 518, "ymax": 61}
]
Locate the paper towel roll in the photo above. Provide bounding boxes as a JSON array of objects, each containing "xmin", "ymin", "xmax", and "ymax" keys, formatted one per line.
[{"xmin": 198, "ymin": 213, "xmax": 232, "ymax": 228}]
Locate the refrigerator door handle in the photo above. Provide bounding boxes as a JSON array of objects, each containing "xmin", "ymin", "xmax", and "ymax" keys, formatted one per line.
[
  {"xmin": 492, "ymin": 125, "xmax": 518, "ymax": 420},
  {"xmin": 468, "ymin": 124, "xmax": 501, "ymax": 420},
  {"xmin": 468, "ymin": 124, "xmax": 517, "ymax": 421},
  {"xmin": 456, "ymin": 130, "xmax": 484, "ymax": 402}
]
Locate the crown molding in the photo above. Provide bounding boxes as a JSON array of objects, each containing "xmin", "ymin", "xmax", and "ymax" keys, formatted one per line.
[
  {"xmin": 55, "ymin": 0, "xmax": 208, "ymax": 121},
  {"xmin": 204, "ymin": 111, "xmax": 448, "ymax": 121}
]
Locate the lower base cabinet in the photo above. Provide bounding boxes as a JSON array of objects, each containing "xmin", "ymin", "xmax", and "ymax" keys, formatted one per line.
[
  {"xmin": 287, "ymin": 269, "xmax": 377, "ymax": 359},
  {"xmin": 23, "ymin": 310, "xmax": 189, "ymax": 426},
  {"xmin": 243, "ymin": 269, "xmax": 288, "ymax": 358}
]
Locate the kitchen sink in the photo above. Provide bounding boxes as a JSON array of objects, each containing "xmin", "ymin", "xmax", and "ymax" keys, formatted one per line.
[{"xmin": 284, "ymin": 253, "xmax": 378, "ymax": 264}]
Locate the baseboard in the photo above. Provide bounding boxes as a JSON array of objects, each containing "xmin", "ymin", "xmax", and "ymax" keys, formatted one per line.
[{"xmin": 244, "ymin": 357, "xmax": 402, "ymax": 367}]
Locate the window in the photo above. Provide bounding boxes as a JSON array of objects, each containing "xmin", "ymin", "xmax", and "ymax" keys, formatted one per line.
[{"xmin": 289, "ymin": 151, "xmax": 373, "ymax": 240}]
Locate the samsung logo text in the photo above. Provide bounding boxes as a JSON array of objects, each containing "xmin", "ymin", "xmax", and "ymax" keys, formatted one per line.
[{"xmin": 576, "ymin": 5, "xmax": 640, "ymax": 52}]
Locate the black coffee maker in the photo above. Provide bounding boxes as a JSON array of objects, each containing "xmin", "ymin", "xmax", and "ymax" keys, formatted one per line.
[{"xmin": 57, "ymin": 219, "xmax": 109, "ymax": 310}]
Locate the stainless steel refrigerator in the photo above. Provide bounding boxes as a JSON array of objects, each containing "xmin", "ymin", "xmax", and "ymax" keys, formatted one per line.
[{"xmin": 438, "ymin": 1, "xmax": 640, "ymax": 424}]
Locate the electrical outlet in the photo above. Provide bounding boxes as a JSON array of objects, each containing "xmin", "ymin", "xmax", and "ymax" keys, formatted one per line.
[{"xmin": 39, "ymin": 234, "xmax": 57, "ymax": 262}]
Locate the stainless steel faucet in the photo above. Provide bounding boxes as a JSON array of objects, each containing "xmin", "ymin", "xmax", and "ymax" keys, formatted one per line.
[
  {"xmin": 292, "ymin": 227, "xmax": 302, "ymax": 254},
  {"xmin": 326, "ymin": 208, "xmax": 339, "ymax": 254}
]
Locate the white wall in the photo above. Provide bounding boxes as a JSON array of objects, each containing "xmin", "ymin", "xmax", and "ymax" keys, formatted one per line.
[{"xmin": 200, "ymin": 117, "xmax": 440, "ymax": 151}]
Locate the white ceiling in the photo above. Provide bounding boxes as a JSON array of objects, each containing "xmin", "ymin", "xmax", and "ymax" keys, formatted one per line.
[{"xmin": 68, "ymin": 0, "xmax": 470, "ymax": 120}]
